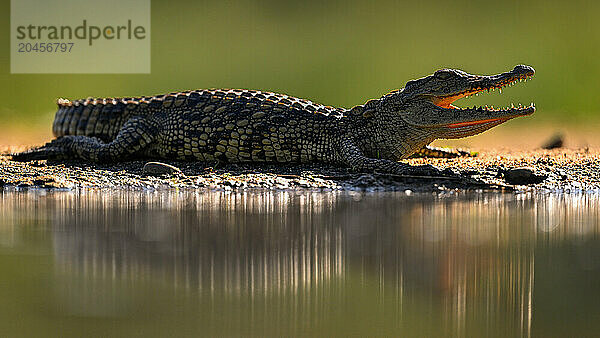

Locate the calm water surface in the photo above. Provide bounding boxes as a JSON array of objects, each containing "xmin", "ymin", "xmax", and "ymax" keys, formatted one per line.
[{"xmin": 0, "ymin": 189, "xmax": 599, "ymax": 337}]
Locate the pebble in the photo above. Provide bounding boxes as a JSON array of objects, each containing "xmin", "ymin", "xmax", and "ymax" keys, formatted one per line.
[
  {"xmin": 143, "ymin": 162, "xmax": 182, "ymax": 176},
  {"xmin": 503, "ymin": 167, "xmax": 548, "ymax": 185}
]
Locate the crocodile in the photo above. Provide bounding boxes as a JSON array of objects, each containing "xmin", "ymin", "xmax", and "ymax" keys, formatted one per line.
[{"xmin": 13, "ymin": 65, "xmax": 535, "ymax": 176}]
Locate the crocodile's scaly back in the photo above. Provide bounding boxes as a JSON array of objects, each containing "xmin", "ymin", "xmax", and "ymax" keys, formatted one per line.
[
  {"xmin": 53, "ymin": 89, "xmax": 345, "ymax": 139},
  {"xmin": 15, "ymin": 65, "xmax": 536, "ymax": 176}
]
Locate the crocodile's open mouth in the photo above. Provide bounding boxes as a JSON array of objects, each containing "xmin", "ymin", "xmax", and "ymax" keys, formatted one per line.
[{"xmin": 431, "ymin": 67, "xmax": 535, "ymax": 128}]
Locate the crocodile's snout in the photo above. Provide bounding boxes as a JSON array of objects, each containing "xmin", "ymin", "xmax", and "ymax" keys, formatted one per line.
[{"xmin": 513, "ymin": 65, "xmax": 535, "ymax": 76}]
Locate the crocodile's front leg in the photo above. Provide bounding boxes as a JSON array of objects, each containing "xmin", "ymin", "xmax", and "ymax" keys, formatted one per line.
[
  {"xmin": 338, "ymin": 139, "xmax": 444, "ymax": 176},
  {"xmin": 12, "ymin": 117, "xmax": 156, "ymax": 162}
]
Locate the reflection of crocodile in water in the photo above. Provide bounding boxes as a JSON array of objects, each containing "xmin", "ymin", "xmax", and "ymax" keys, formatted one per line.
[
  {"xmin": 14, "ymin": 65, "xmax": 535, "ymax": 176},
  {"xmin": 44, "ymin": 190, "xmax": 538, "ymax": 336}
]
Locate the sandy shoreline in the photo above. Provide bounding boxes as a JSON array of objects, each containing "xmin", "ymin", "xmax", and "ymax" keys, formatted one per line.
[{"xmin": 1, "ymin": 146, "xmax": 599, "ymax": 193}]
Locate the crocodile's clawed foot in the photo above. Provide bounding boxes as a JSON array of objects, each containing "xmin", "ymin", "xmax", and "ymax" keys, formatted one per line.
[
  {"xmin": 455, "ymin": 148, "xmax": 478, "ymax": 157},
  {"xmin": 403, "ymin": 164, "xmax": 440, "ymax": 176},
  {"xmin": 401, "ymin": 165, "xmax": 461, "ymax": 178}
]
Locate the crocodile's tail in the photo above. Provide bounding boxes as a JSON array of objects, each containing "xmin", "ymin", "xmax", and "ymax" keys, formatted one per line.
[
  {"xmin": 51, "ymin": 92, "xmax": 197, "ymax": 141},
  {"xmin": 52, "ymin": 97, "xmax": 135, "ymax": 141}
]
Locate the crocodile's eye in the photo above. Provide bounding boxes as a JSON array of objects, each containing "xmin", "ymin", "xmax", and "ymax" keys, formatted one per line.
[{"xmin": 434, "ymin": 70, "xmax": 453, "ymax": 80}]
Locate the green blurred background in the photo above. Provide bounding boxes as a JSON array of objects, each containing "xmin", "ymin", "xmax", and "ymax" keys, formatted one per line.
[{"xmin": 1, "ymin": 0, "xmax": 599, "ymax": 145}]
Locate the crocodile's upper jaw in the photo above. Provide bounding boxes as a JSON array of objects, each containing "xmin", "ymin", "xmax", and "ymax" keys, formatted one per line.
[{"xmin": 398, "ymin": 65, "xmax": 535, "ymax": 139}]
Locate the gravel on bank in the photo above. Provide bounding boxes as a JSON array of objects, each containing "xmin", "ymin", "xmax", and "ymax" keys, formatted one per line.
[{"xmin": 0, "ymin": 147, "xmax": 598, "ymax": 193}]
